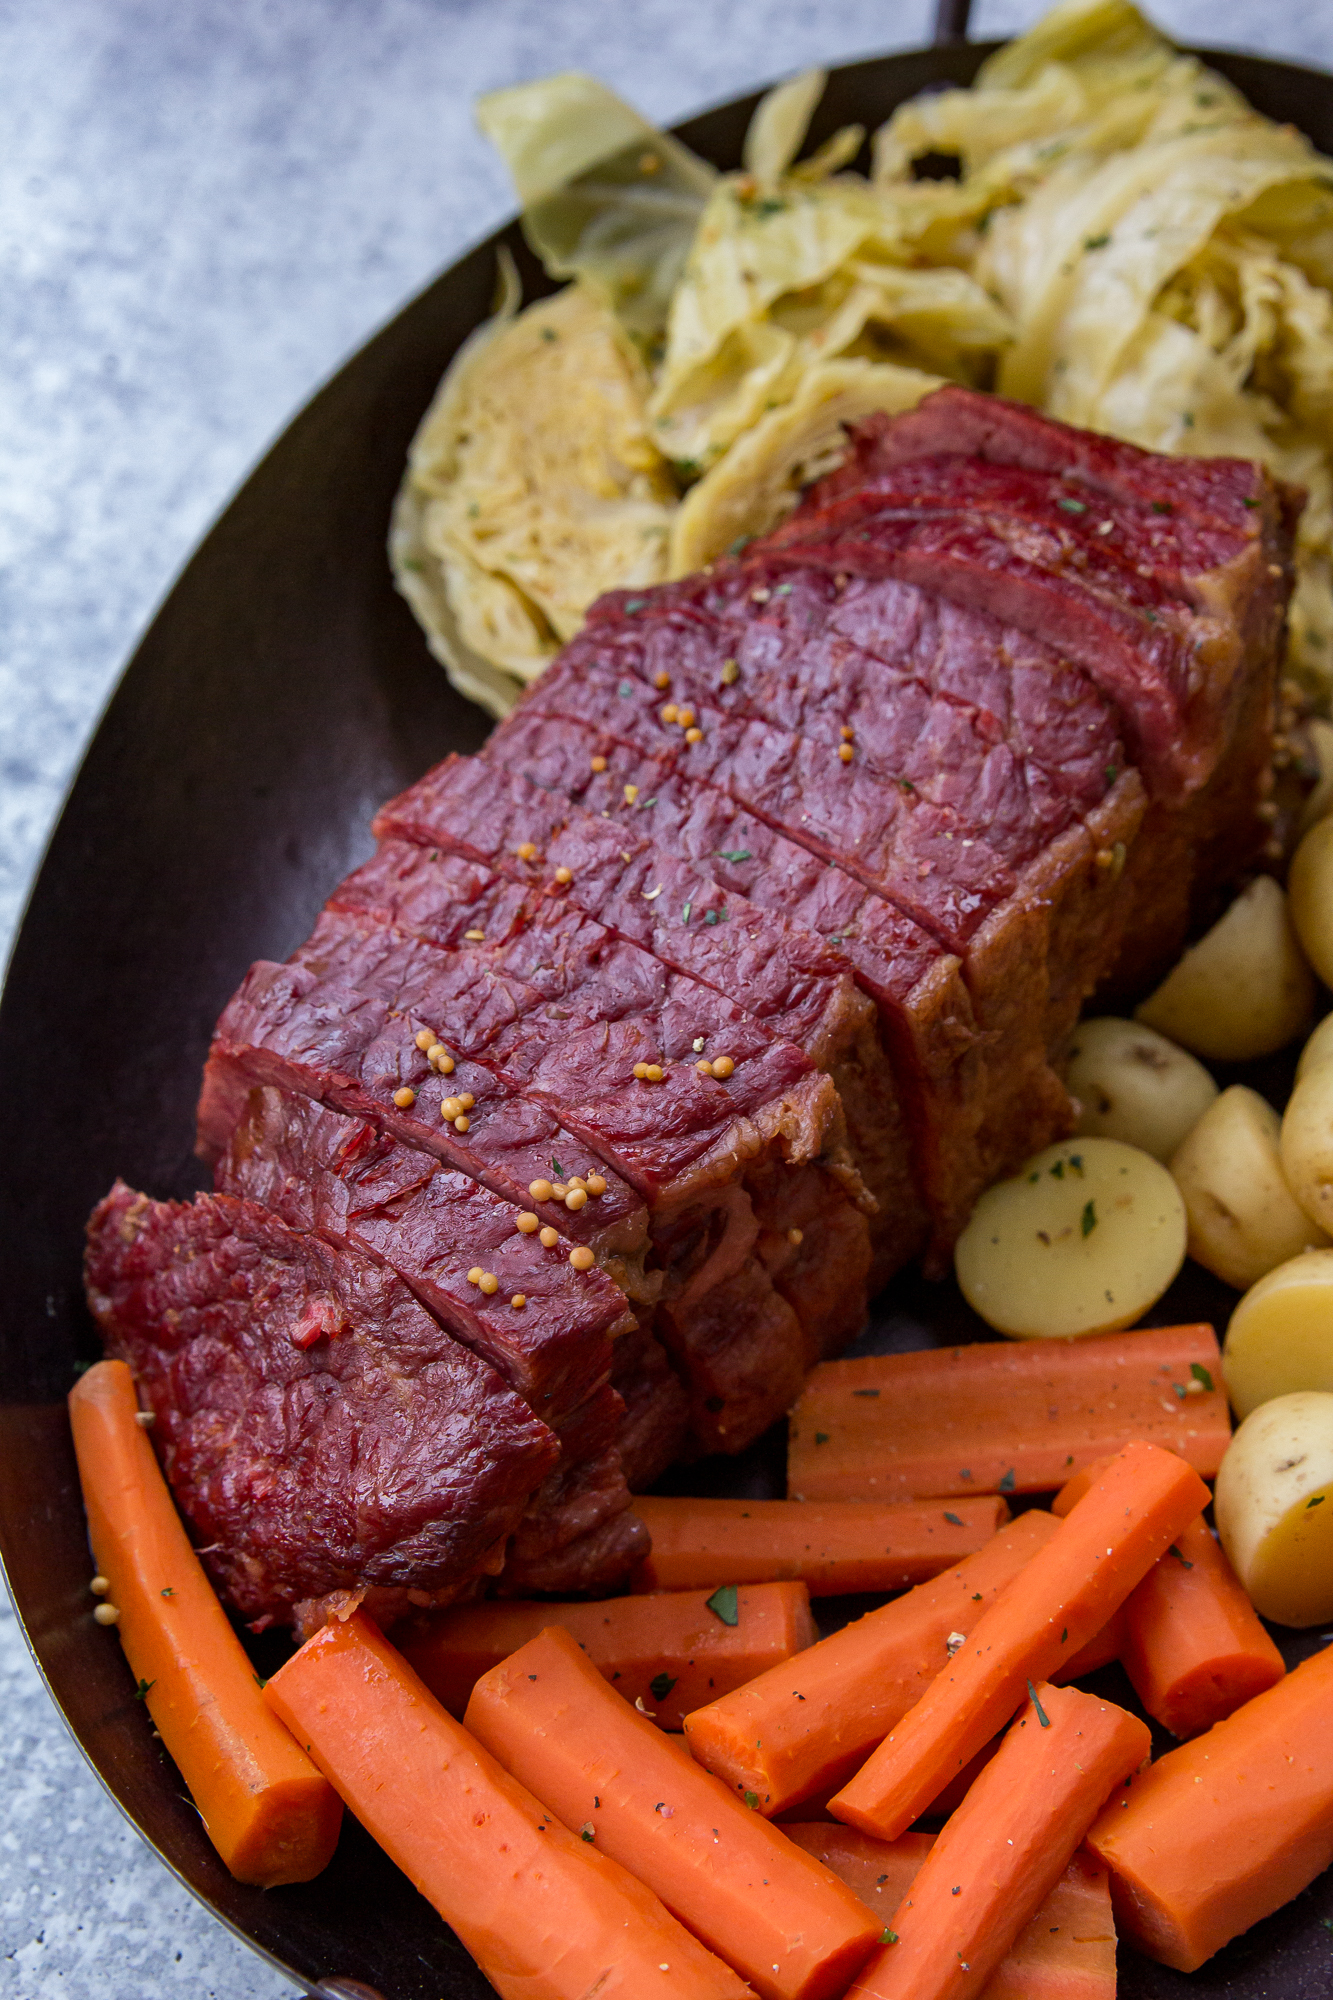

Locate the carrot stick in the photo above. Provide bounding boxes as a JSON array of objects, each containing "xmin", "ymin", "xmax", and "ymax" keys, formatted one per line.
[
  {"xmin": 1086, "ymin": 1638, "xmax": 1333, "ymax": 1971},
  {"xmin": 683, "ymin": 1512, "xmax": 1061, "ymax": 1817},
  {"xmin": 263, "ymin": 1610, "xmax": 752, "ymax": 2000},
  {"xmin": 1120, "ymin": 1515, "xmax": 1285, "ymax": 1737},
  {"xmin": 1048, "ymin": 1604, "xmax": 1128, "ymax": 1683},
  {"xmin": 1056, "ymin": 1461, "xmax": 1286, "ymax": 1733},
  {"xmin": 399, "ymin": 1581, "xmax": 817, "ymax": 1730},
  {"xmin": 788, "ymin": 1328, "xmax": 1229, "ymax": 1501},
  {"xmin": 783, "ymin": 1824, "xmax": 1117, "ymax": 2000},
  {"xmin": 68, "ymin": 1360, "xmax": 342, "ymax": 1887},
  {"xmin": 843, "ymin": 1683, "xmax": 1149, "ymax": 2000},
  {"xmin": 464, "ymin": 1624, "xmax": 880, "ymax": 2000},
  {"xmin": 629, "ymin": 1497, "xmax": 1009, "ymax": 1596},
  {"xmin": 828, "ymin": 1441, "xmax": 1208, "ymax": 1839}
]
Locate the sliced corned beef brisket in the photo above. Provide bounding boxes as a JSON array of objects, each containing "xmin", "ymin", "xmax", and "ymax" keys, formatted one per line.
[
  {"xmin": 84, "ymin": 1181, "xmax": 559, "ymax": 1634},
  {"xmin": 88, "ymin": 387, "xmax": 1297, "ymax": 1632}
]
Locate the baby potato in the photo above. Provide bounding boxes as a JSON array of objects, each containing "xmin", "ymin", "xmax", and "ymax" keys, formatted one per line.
[
  {"xmin": 954, "ymin": 1136, "xmax": 1186, "ymax": 1339},
  {"xmin": 1214, "ymin": 1391, "xmax": 1333, "ymax": 1626},
  {"xmin": 1065, "ymin": 1016, "xmax": 1217, "ymax": 1161},
  {"xmin": 1289, "ymin": 816, "xmax": 1333, "ymax": 989},
  {"xmin": 1222, "ymin": 1248, "xmax": 1333, "ymax": 1418},
  {"xmin": 1295, "ymin": 1011, "xmax": 1333, "ymax": 1084},
  {"xmin": 1135, "ymin": 875, "xmax": 1315, "ymax": 1061},
  {"xmin": 1170, "ymin": 1086, "xmax": 1327, "ymax": 1292},
  {"xmin": 1281, "ymin": 1061, "xmax": 1333, "ymax": 1236}
]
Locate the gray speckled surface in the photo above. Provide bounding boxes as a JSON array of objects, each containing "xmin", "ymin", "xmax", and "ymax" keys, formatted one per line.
[{"xmin": 0, "ymin": 3, "xmax": 1327, "ymax": 1995}]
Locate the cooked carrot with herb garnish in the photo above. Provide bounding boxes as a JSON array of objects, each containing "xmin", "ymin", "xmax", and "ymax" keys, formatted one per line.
[
  {"xmin": 263, "ymin": 1610, "xmax": 752, "ymax": 1999},
  {"xmin": 1119, "ymin": 1513, "xmax": 1285, "ymax": 1737},
  {"xmin": 1055, "ymin": 1457, "xmax": 1285, "ymax": 1733},
  {"xmin": 783, "ymin": 1820, "xmax": 1117, "ymax": 1999},
  {"xmin": 844, "ymin": 1682, "xmax": 1148, "ymax": 2000},
  {"xmin": 1087, "ymin": 1638, "xmax": 1333, "ymax": 1971},
  {"xmin": 629, "ymin": 1496, "xmax": 1009, "ymax": 1596},
  {"xmin": 398, "ymin": 1580, "xmax": 816, "ymax": 1730},
  {"xmin": 465, "ymin": 1624, "xmax": 880, "ymax": 2000},
  {"xmin": 788, "ymin": 1328, "xmax": 1228, "ymax": 1501},
  {"xmin": 829, "ymin": 1442, "xmax": 1207, "ymax": 1839},
  {"xmin": 683, "ymin": 1512, "xmax": 1060, "ymax": 1817},
  {"xmin": 68, "ymin": 1360, "xmax": 342, "ymax": 1886}
]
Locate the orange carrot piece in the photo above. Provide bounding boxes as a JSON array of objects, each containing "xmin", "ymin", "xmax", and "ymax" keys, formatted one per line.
[
  {"xmin": 1056, "ymin": 1460, "xmax": 1286, "ymax": 1733},
  {"xmin": 829, "ymin": 1441, "xmax": 1208, "ymax": 1839},
  {"xmin": 788, "ymin": 1328, "xmax": 1229, "ymax": 1501},
  {"xmin": 629, "ymin": 1496, "xmax": 1009, "ymax": 1596},
  {"xmin": 399, "ymin": 1582, "xmax": 817, "ymax": 1730},
  {"xmin": 465, "ymin": 1625, "xmax": 880, "ymax": 2000},
  {"xmin": 783, "ymin": 1824, "xmax": 1117, "ymax": 2000},
  {"xmin": 1087, "ymin": 1638, "xmax": 1333, "ymax": 1970},
  {"xmin": 844, "ymin": 1683, "xmax": 1147, "ymax": 2000},
  {"xmin": 263, "ymin": 1611, "xmax": 752, "ymax": 1999},
  {"xmin": 683, "ymin": 1512, "xmax": 1061, "ymax": 1817},
  {"xmin": 67, "ymin": 1360, "xmax": 342, "ymax": 1886},
  {"xmin": 1120, "ymin": 1514, "xmax": 1285, "ymax": 1737}
]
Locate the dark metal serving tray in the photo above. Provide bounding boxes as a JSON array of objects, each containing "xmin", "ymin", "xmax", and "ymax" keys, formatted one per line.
[{"xmin": 4, "ymin": 26, "xmax": 1333, "ymax": 2000}]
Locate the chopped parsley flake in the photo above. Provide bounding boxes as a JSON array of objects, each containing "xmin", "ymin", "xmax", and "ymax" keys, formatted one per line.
[
  {"xmin": 1057, "ymin": 496, "xmax": 1088, "ymax": 513},
  {"xmin": 1083, "ymin": 233, "xmax": 1111, "ymax": 251},
  {"xmin": 944, "ymin": 1511, "xmax": 964, "ymax": 1526},
  {"xmin": 716, "ymin": 849, "xmax": 752, "ymax": 863},
  {"xmin": 707, "ymin": 1584, "xmax": 739, "ymax": 1626},
  {"xmin": 1308, "ymin": 1493, "xmax": 1327, "ymax": 1510},
  {"xmin": 1190, "ymin": 1362, "xmax": 1214, "ymax": 1392},
  {"xmin": 134, "ymin": 1678, "xmax": 155, "ymax": 1701},
  {"xmin": 650, "ymin": 1672, "xmax": 678, "ymax": 1701},
  {"xmin": 1027, "ymin": 1680, "xmax": 1052, "ymax": 1727},
  {"xmin": 999, "ymin": 1468, "xmax": 1016, "ymax": 1494},
  {"xmin": 1081, "ymin": 1199, "xmax": 1098, "ymax": 1237},
  {"xmin": 1168, "ymin": 1544, "xmax": 1194, "ymax": 1566}
]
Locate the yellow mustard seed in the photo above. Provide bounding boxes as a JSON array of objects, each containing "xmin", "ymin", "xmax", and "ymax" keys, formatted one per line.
[
  {"xmin": 565, "ymin": 1186, "xmax": 589, "ymax": 1211},
  {"xmin": 685, "ymin": 727, "xmax": 703, "ymax": 745},
  {"xmin": 645, "ymin": 1063, "xmax": 664, "ymax": 1082},
  {"xmin": 660, "ymin": 703, "xmax": 679, "ymax": 725},
  {"xmin": 633, "ymin": 1062, "xmax": 650, "ymax": 1080},
  {"xmin": 788, "ymin": 1227, "xmax": 804, "ymax": 1246},
  {"xmin": 585, "ymin": 1173, "xmax": 607, "ymax": 1196},
  {"xmin": 93, "ymin": 1603, "xmax": 121, "ymax": 1626},
  {"xmin": 697, "ymin": 1059, "xmax": 714, "ymax": 1077},
  {"xmin": 529, "ymin": 1178, "xmax": 554, "ymax": 1203},
  {"xmin": 458, "ymin": 1093, "xmax": 475, "ymax": 1110},
  {"xmin": 653, "ymin": 670, "xmax": 671, "ymax": 690},
  {"xmin": 516, "ymin": 1212, "xmax": 540, "ymax": 1234},
  {"xmin": 478, "ymin": 1273, "xmax": 500, "ymax": 1296},
  {"xmin": 569, "ymin": 1246, "xmax": 596, "ymax": 1271},
  {"xmin": 90, "ymin": 1575, "xmax": 111, "ymax": 1597},
  {"xmin": 838, "ymin": 743, "xmax": 854, "ymax": 763},
  {"xmin": 467, "ymin": 1267, "xmax": 484, "ymax": 1285},
  {"xmin": 591, "ymin": 755, "xmax": 608, "ymax": 773},
  {"xmin": 711, "ymin": 1055, "xmax": 735, "ymax": 1079},
  {"xmin": 440, "ymin": 1097, "xmax": 463, "ymax": 1120},
  {"xmin": 437, "ymin": 1053, "xmax": 456, "ymax": 1075},
  {"xmin": 414, "ymin": 1028, "xmax": 435, "ymax": 1051},
  {"xmin": 554, "ymin": 866, "xmax": 574, "ymax": 886},
  {"xmin": 677, "ymin": 706, "xmax": 696, "ymax": 729},
  {"xmin": 539, "ymin": 1226, "xmax": 560, "ymax": 1249},
  {"xmin": 511, "ymin": 1294, "xmax": 527, "ymax": 1310},
  {"xmin": 393, "ymin": 1086, "xmax": 416, "ymax": 1108},
  {"xmin": 454, "ymin": 1115, "xmax": 470, "ymax": 1133}
]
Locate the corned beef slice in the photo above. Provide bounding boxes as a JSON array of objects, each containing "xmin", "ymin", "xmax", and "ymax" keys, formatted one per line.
[
  {"xmin": 215, "ymin": 1084, "xmax": 674, "ymax": 1593},
  {"xmin": 205, "ymin": 852, "xmax": 870, "ymax": 1451},
  {"xmin": 500, "ymin": 577, "xmax": 1146, "ymax": 1245},
  {"xmin": 84, "ymin": 1181, "xmax": 559, "ymax": 1632},
  {"xmin": 216, "ymin": 1083, "xmax": 626, "ymax": 1422},
  {"xmin": 372, "ymin": 749, "xmax": 929, "ymax": 1286},
  {"xmin": 774, "ymin": 386, "xmax": 1295, "ymax": 805}
]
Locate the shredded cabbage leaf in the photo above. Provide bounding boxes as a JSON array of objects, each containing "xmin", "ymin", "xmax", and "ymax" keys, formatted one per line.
[{"xmin": 396, "ymin": 0, "xmax": 1333, "ymax": 712}]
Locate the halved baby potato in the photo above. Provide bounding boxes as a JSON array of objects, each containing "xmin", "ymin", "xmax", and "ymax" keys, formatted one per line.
[
  {"xmin": 1289, "ymin": 816, "xmax": 1333, "ymax": 989},
  {"xmin": 1135, "ymin": 875, "xmax": 1315, "ymax": 1061},
  {"xmin": 1222, "ymin": 1248, "xmax": 1333, "ymax": 1419},
  {"xmin": 1171, "ymin": 1085, "xmax": 1327, "ymax": 1292},
  {"xmin": 954, "ymin": 1136, "xmax": 1186, "ymax": 1340},
  {"xmin": 1214, "ymin": 1391, "xmax": 1333, "ymax": 1626},
  {"xmin": 1065, "ymin": 1016, "xmax": 1216, "ymax": 1162}
]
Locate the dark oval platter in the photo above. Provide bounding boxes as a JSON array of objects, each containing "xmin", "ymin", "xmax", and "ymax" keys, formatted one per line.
[{"xmin": 5, "ymin": 32, "xmax": 1333, "ymax": 2000}]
